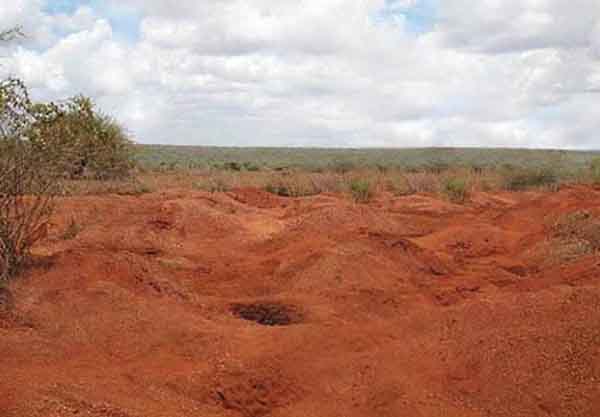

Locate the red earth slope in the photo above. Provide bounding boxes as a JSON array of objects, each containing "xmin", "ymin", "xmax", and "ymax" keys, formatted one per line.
[{"xmin": 1, "ymin": 186, "xmax": 599, "ymax": 417}]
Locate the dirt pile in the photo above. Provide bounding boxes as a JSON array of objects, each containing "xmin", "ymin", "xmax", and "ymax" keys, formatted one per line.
[{"xmin": 1, "ymin": 186, "xmax": 599, "ymax": 416}]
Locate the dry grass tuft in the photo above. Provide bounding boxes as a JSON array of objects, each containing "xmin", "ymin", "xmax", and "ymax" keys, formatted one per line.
[{"xmin": 552, "ymin": 210, "xmax": 600, "ymax": 251}]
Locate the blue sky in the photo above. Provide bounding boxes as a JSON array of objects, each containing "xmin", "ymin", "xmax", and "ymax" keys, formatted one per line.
[
  {"xmin": 46, "ymin": 0, "xmax": 438, "ymax": 40},
  {"xmin": 43, "ymin": 0, "xmax": 79, "ymax": 14},
  {"xmin": 44, "ymin": 0, "xmax": 141, "ymax": 41},
  {"xmin": 376, "ymin": 0, "xmax": 438, "ymax": 34}
]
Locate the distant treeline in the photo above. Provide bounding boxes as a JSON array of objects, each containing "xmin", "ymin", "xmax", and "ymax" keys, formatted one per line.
[{"xmin": 135, "ymin": 144, "xmax": 600, "ymax": 174}]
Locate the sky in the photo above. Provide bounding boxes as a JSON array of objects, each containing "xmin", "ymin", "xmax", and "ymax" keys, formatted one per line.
[{"xmin": 1, "ymin": 0, "xmax": 600, "ymax": 149}]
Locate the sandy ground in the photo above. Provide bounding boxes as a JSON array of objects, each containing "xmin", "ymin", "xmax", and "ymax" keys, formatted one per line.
[{"xmin": 1, "ymin": 186, "xmax": 599, "ymax": 417}]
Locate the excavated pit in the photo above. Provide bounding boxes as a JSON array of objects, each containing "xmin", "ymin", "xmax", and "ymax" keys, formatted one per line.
[{"xmin": 230, "ymin": 302, "xmax": 303, "ymax": 326}]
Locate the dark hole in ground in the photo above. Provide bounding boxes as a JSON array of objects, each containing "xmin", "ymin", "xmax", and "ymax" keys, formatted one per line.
[
  {"xmin": 503, "ymin": 265, "xmax": 533, "ymax": 277},
  {"xmin": 231, "ymin": 302, "xmax": 302, "ymax": 326}
]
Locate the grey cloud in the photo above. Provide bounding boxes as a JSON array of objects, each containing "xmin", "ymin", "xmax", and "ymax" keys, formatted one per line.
[{"xmin": 436, "ymin": 0, "xmax": 600, "ymax": 53}]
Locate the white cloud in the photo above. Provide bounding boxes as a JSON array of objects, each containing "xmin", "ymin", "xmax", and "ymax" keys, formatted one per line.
[
  {"xmin": 1, "ymin": 0, "xmax": 600, "ymax": 149},
  {"xmin": 436, "ymin": 0, "xmax": 600, "ymax": 53},
  {"xmin": 50, "ymin": 6, "xmax": 98, "ymax": 34}
]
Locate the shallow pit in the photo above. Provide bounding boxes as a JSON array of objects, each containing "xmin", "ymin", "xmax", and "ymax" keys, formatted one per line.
[{"xmin": 230, "ymin": 302, "xmax": 302, "ymax": 326}]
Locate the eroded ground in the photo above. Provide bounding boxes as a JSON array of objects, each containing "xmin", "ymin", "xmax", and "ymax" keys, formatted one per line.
[{"xmin": 1, "ymin": 186, "xmax": 600, "ymax": 417}]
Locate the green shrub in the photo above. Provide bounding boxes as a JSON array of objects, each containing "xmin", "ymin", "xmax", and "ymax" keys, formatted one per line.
[
  {"xmin": 349, "ymin": 179, "xmax": 373, "ymax": 203},
  {"xmin": 590, "ymin": 158, "xmax": 600, "ymax": 184},
  {"xmin": 29, "ymin": 96, "xmax": 134, "ymax": 180},
  {"xmin": 1, "ymin": 79, "xmax": 60, "ymax": 281},
  {"xmin": 243, "ymin": 162, "xmax": 260, "ymax": 172},
  {"xmin": 1, "ymin": 31, "xmax": 57, "ymax": 280},
  {"xmin": 223, "ymin": 162, "xmax": 242, "ymax": 171},
  {"xmin": 265, "ymin": 183, "xmax": 292, "ymax": 197},
  {"xmin": 502, "ymin": 167, "xmax": 558, "ymax": 191},
  {"xmin": 444, "ymin": 177, "xmax": 468, "ymax": 203}
]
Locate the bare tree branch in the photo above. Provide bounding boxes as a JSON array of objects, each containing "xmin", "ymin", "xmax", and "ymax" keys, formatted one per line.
[{"xmin": 0, "ymin": 27, "xmax": 24, "ymax": 43}]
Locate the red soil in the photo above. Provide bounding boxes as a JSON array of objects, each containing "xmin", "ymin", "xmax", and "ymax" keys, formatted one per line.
[{"xmin": 1, "ymin": 186, "xmax": 600, "ymax": 417}]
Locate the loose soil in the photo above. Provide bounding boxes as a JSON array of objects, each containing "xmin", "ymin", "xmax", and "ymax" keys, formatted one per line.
[{"xmin": 1, "ymin": 185, "xmax": 600, "ymax": 416}]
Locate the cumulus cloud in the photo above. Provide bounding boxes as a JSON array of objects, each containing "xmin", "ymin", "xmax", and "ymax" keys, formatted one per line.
[
  {"xmin": 436, "ymin": 0, "xmax": 600, "ymax": 53},
  {"xmin": 1, "ymin": 0, "xmax": 599, "ymax": 148}
]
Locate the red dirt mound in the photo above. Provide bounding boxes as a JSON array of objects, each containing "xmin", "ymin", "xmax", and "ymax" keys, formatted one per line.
[{"xmin": 1, "ymin": 185, "xmax": 600, "ymax": 416}]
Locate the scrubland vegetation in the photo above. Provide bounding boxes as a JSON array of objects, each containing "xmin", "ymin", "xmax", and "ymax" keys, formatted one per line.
[
  {"xmin": 0, "ymin": 27, "xmax": 133, "ymax": 280},
  {"xmin": 125, "ymin": 152, "xmax": 600, "ymax": 206},
  {"xmin": 129, "ymin": 144, "xmax": 600, "ymax": 204}
]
